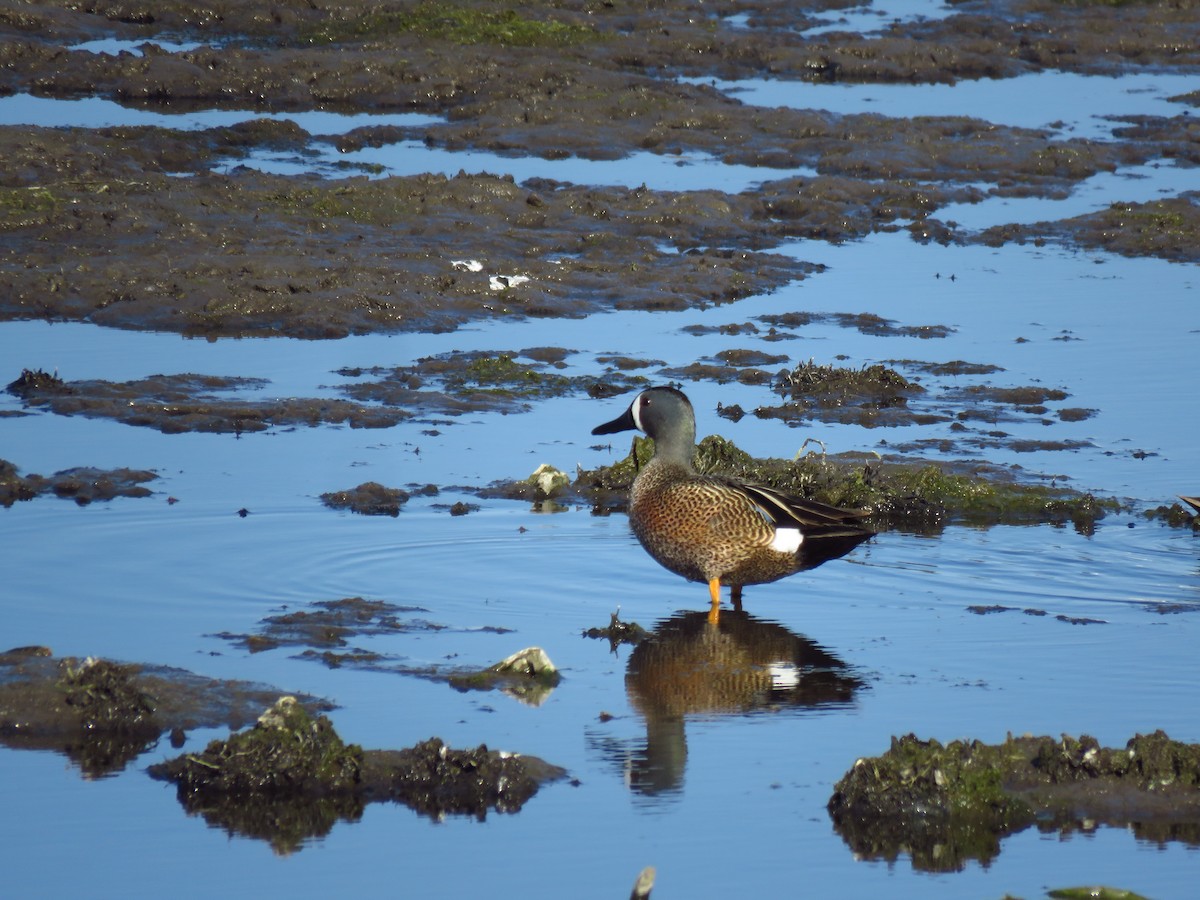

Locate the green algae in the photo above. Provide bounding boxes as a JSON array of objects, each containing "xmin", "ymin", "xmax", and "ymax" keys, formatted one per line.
[
  {"xmin": 308, "ymin": 3, "xmax": 597, "ymax": 47},
  {"xmin": 460, "ymin": 353, "xmax": 573, "ymax": 395},
  {"xmin": 0, "ymin": 186, "xmax": 57, "ymax": 229}
]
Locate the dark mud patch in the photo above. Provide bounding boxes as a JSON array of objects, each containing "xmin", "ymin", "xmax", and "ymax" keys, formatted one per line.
[
  {"xmin": 596, "ymin": 354, "xmax": 666, "ymax": 371},
  {"xmin": 338, "ymin": 349, "xmax": 649, "ymax": 419},
  {"xmin": 583, "ymin": 610, "xmax": 652, "ymax": 651},
  {"xmin": 829, "ymin": 731, "xmax": 1200, "ymax": 873},
  {"xmin": 321, "ymin": 482, "xmax": 410, "ymax": 516},
  {"xmin": 149, "ymin": 696, "xmax": 565, "ymax": 854},
  {"xmin": 750, "ymin": 311, "xmax": 956, "ymax": 340},
  {"xmin": 658, "ymin": 360, "xmax": 778, "ymax": 387},
  {"xmin": 0, "ymin": 456, "xmax": 157, "ymax": 506},
  {"xmin": 213, "ymin": 597, "xmax": 561, "ymax": 706},
  {"xmin": 7, "ymin": 368, "xmax": 404, "ymax": 433},
  {"xmin": 968, "ymin": 604, "xmax": 1106, "ymax": 624},
  {"xmin": 887, "ymin": 359, "xmax": 1006, "ymax": 378},
  {"xmin": 574, "ymin": 433, "xmax": 1117, "ymax": 533},
  {"xmin": 0, "ymin": 650, "xmax": 331, "ymax": 777},
  {"xmin": 213, "ymin": 597, "xmax": 453, "ymax": 656}
]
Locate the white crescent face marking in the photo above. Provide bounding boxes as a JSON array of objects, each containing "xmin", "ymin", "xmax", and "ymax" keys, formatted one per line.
[
  {"xmin": 769, "ymin": 528, "xmax": 804, "ymax": 554},
  {"xmin": 631, "ymin": 393, "xmax": 646, "ymax": 432}
]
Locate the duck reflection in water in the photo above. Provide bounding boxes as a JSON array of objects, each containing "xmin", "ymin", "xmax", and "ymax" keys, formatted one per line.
[{"xmin": 593, "ymin": 609, "xmax": 862, "ymax": 797}]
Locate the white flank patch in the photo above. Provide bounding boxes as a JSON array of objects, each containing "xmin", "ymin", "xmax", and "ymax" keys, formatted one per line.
[
  {"xmin": 769, "ymin": 527, "xmax": 803, "ymax": 553},
  {"xmin": 768, "ymin": 662, "xmax": 801, "ymax": 690}
]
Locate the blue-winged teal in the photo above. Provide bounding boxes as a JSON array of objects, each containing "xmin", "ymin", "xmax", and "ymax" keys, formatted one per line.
[{"xmin": 593, "ymin": 386, "xmax": 872, "ymax": 623}]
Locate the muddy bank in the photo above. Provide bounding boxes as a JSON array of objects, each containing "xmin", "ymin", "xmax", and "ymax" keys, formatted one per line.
[
  {"xmin": 828, "ymin": 731, "xmax": 1200, "ymax": 872},
  {"xmin": 3, "ymin": 1, "xmax": 1200, "ymax": 340},
  {"xmin": 0, "ymin": 456, "xmax": 156, "ymax": 506},
  {"xmin": 4, "ymin": 0, "xmax": 1198, "ymax": 128},
  {"xmin": 150, "ymin": 696, "xmax": 565, "ymax": 853},
  {"xmin": 0, "ymin": 125, "xmax": 821, "ymax": 338},
  {"xmin": 0, "ymin": 649, "xmax": 332, "ymax": 777}
]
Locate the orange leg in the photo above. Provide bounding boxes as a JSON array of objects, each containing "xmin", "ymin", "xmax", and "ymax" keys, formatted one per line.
[
  {"xmin": 707, "ymin": 577, "xmax": 722, "ymax": 625},
  {"xmin": 731, "ymin": 584, "xmax": 743, "ymax": 613}
]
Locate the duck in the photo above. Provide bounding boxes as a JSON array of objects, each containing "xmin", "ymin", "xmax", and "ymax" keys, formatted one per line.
[{"xmin": 592, "ymin": 386, "xmax": 873, "ymax": 623}]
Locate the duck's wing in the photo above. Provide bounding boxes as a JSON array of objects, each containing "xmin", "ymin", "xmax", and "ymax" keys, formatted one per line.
[
  {"xmin": 1180, "ymin": 496, "xmax": 1200, "ymax": 515},
  {"xmin": 723, "ymin": 478, "xmax": 874, "ymax": 537}
]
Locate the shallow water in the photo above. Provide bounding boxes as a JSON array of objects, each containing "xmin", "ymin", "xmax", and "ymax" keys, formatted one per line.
[{"xmin": 4, "ymin": 39, "xmax": 1200, "ymax": 900}]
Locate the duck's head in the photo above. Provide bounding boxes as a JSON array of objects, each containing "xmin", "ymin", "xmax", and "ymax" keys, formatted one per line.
[{"xmin": 592, "ymin": 386, "xmax": 696, "ymax": 456}]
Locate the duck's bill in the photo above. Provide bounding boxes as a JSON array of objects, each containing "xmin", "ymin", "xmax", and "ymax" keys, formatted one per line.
[{"xmin": 592, "ymin": 404, "xmax": 637, "ymax": 436}]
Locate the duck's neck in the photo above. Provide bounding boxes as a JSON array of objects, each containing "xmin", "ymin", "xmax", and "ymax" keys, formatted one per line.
[{"xmin": 652, "ymin": 426, "xmax": 696, "ymax": 468}]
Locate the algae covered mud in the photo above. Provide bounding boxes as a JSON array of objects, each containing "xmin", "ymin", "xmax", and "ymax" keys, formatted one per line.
[{"xmin": 2, "ymin": 1, "xmax": 1200, "ymax": 898}]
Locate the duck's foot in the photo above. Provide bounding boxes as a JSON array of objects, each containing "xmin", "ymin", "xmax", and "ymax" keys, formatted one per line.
[
  {"xmin": 731, "ymin": 584, "xmax": 744, "ymax": 613},
  {"xmin": 707, "ymin": 577, "xmax": 721, "ymax": 625}
]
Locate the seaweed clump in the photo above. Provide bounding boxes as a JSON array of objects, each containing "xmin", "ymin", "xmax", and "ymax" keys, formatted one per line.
[
  {"xmin": 1143, "ymin": 497, "xmax": 1200, "ymax": 530},
  {"xmin": 149, "ymin": 697, "xmax": 365, "ymax": 854},
  {"xmin": 577, "ymin": 432, "xmax": 1117, "ymax": 533},
  {"xmin": 152, "ymin": 696, "xmax": 363, "ymax": 798},
  {"xmin": 828, "ymin": 731, "xmax": 1200, "ymax": 873},
  {"xmin": 150, "ymin": 697, "xmax": 565, "ymax": 852}
]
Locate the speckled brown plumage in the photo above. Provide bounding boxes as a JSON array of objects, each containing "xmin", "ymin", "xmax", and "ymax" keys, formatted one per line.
[{"xmin": 593, "ymin": 386, "xmax": 872, "ymax": 622}]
